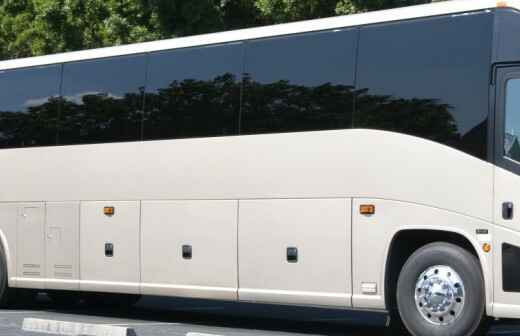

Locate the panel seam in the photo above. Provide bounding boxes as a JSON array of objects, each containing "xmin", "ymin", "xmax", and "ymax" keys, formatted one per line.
[{"xmin": 236, "ymin": 200, "xmax": 240, "ymax": 301}]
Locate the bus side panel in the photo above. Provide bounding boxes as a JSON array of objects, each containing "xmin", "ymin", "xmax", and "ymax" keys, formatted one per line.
[
  {"xmin": 80, "ymin": 201, "xmax": 140, "ymax": 294},
  {"xmin": 352, "ymin": 199, "xmax": 493, "ymax": 313},
  {"xmin": 45, "ymin": 202, "xmax": 80, "ymax": 291},
  {"xmin": 141, "ymin": 200, "xmax": 238, "ymax": 300},
  {"xmin": 238, "ymin": 198, "xmax": 351, "ymax": 307},
  {"xmin": 0, "ymin": 204, "xmax": 17, "ymax": 288},
  {"xmin": 0, "ymin": 131, "xmax": 493, "ymax": 223},
  {"xmin": 16, "ymin": 203, "xmax": 45, "ymax": 290}
]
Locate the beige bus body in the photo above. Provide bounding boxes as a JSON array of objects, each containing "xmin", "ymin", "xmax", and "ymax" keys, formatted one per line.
[
  {"xmin": 0, "ymin": 129, "xmax": 503, "ymax": 315},
  {"xmin": 0, "ymin": 0, "xmax": 520, "ymax": 324}
]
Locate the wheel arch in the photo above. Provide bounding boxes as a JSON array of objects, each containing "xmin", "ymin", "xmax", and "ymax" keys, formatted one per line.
[
  {"xmin": 383, "ymin": 227, "xmax": 491, "ymax": 315},
  {"xmin": 0, "ymin": 228, "xmax": 14, "ymax": 287}
]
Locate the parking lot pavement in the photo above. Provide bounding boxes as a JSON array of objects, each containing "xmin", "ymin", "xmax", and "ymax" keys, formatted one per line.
[{"xmin": 0, "ymin": 295, "xmax": 520, "ymax": 335}]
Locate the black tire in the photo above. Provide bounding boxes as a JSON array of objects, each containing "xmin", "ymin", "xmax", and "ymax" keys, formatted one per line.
[
  {"xmin": 0, "ymin": 243, "xmax": 14, "ymax": 307},
  {"xmin": 396, "ymin": 242, "xmax": 488, "ymax": 336}
]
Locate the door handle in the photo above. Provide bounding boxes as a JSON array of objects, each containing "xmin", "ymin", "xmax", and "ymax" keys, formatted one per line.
[
  {"xmin": 503, "ymin": 202, "xmax": 514, "ymax": 220},
  {"xmin": 287, "ymin": 247, "xmax": 298, "ymax": 263},
  {"xmin": 182, "ymin": 245, "xmax": 192, "ymax": 259},
  {"xmin": 105, "ymin": 243, "xmax": 114, "ymax": 257}
]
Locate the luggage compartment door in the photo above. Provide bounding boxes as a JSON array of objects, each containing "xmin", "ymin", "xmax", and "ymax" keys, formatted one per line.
[
  {"xmin": 80, "ymin": 201, "xmax": 140, "ymax": 294},
  {"xmin": 238, "ymin": 198, "xmax": 351, "ymax": 307},
  {"xmin": 45, "ymin": 202, "xmax": 80, "ymax": 290},
  {"xmin": 141, "ymin": 200, "xmax": 238, "ymax": 300},
  {"xmin": 17, "ymin": 203, "xmax": 45, "ymax": 289}
]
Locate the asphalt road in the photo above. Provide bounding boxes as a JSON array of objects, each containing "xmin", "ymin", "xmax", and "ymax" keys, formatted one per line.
[{"xmin": 1, "ymin": 295, "xmax": 520, "ymax": 335}]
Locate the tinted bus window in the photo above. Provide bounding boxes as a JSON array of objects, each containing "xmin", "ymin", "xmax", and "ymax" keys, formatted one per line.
[
  {"xmin": 356, "ymin": 12, "xmax": 493, "ymax": 160},
  {"xmin": 505, "ymin": 79, "xmax": 520, "ymax": 162},
  {"xmin": 60, "ymin": 55, "xmax": 147, "ymax": 145},
  {"xmin": 0, "ymin": 65, "xmax": 61, "ymax": 148},
  {"xmin": 242, "ymin": 29, "xmax": 357, "ymax": 134},
  {"xmin": 145, "ymin": 43, "xmax": 243, "ymax": 140}
]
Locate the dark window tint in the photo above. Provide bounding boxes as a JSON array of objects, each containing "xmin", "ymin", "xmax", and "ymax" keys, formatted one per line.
[
  {"xmin": 145, "ymin": 43, "xmax": 243, "ymax": 140},
  {"xmin": 494, "ymin": 8, "xmax": 520, "ymax": 63},
  {"xmin": 503, "ymin": 243, "xmax": 520, "ymax": 292},
  {"xmin": 60, "ymin": 55, "xmax": 147, "ymax": 145},
  {"xmin": 356, "ymin": 12, "xmax": 493, "ymax": 160},
  {"xmin": 504, "ymin": 79, "xmax": 520, "ymax": 162},
  {"xmin": 0, "ymin": 65, "xmax": 61, "ymax": 148},
  {"xmin": 242, "ymin": 30, "xmax": 356, "ymax": 134}
]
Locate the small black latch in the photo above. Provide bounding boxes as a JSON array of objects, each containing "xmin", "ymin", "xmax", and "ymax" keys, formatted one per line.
[
  {"xmin": 105, "ymin": 243, "xmax": 114, "ymax": 257},
  {"xmin": 503, "ymin": 202, "xmax": 514, "ymax": 220},
  {"xmin": 287, "ymin": 247, "xmax": 298, "ymax": 263},
  {"xmin": 182, "ymin": 245, "xmax": 192, "ymax": 259}
]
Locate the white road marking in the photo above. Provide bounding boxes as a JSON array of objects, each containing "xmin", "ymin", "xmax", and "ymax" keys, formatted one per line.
[
  {"xmin": 22, "ymin": 318, "xmax": 135, "ymax": 336},
  {"xmin": 186, "ymin": 333, "xmax": 224, "ymax": 336}
]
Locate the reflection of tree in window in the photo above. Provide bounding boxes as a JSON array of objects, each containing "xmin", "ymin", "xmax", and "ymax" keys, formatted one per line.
[
  {"xmin": 0, "ymin": 74, "xmax": 485, "ymax": 160},
  {"xmin": 0, "ymin": 65, "xmax": 61, "ymax": 148},
  {"xmin": 242, "ymin": 75, "xmax": 354, "ymax": 133},
  {"xmin": 145, "ymin": 73, "xmax": 239, "ymax": 139},
  {"xmin": 355, "ymin": 88, "xmax": 458, "ymax": 144},
  {"xmin": 505, "ymin": 132, "xmax": 520, "ymax": 161},
  {"xmin": 59, "ymin": 92, "xmax": 143, "ymax": 144},
  {"xmin": 241, "ymin": 29, "xmax": 357, "ymax": 135},
  {"xmin": 144, "ymin": 44, "xmax": 242, "ymax": 140},
  {"xmin": 58, "ymin": 55, "xmax": 146, "ymax": 145},
  {"xmin": 0, "ymin": 98, "xmax": 60, "ymax": 147}
]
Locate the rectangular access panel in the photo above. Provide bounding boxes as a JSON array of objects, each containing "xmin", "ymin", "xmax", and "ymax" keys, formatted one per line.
[
  {"xmin": 45, "ymin": 202, "xmax": 80, "ymax": 290},
  {"xmin": 238, "ymin": 198, "xmax": 351, "ymax": 307},
  {"xmin": 16, "ymin": 203, "xmax": 45, "ymax": 289},
  {"xmin": 141, "ymin": 200, "xmax": 238, "ymax": 300},
  {"xmin": 80, "ymin": 201, "xmax": 140, "ymax": 294}
]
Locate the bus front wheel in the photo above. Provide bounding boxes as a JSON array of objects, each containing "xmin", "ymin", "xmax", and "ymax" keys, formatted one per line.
[
  {"xmin": 0, "ymin": 243, "xmax": 14, "ymax": 307},
  {"xmin": 396, "ymin": 242, "xmax": 488, "ymax": 336}
]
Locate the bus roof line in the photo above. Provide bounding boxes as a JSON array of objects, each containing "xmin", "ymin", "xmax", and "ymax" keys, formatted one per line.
[{"xmin": 0, "ymin": 0, "xmax": 516, "ymax": 72}]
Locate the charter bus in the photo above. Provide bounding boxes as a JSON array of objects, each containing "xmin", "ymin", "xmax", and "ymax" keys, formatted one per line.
[{"xmin": 3, "ymin": 0, "xmax": 520, "ymax": 335}]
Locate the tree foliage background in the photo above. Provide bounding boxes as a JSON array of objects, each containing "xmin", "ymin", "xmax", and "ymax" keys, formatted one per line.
[{"xmin": 0, "ymin": 0, "xmax": 445, "ymax": 60}]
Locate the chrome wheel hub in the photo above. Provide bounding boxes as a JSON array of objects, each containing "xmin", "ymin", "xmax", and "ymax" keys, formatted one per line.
[{"xmin": 414, "ymin": 265, "xmax": 465, "ymax": 326}]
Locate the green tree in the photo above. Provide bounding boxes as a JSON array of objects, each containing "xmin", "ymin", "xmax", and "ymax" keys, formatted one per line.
[
  {"xmin": 254, "ymin": 0, "xmax": 339, "ymax": 23},
  {"xmin": 335, "ymin": 0, "xmax": 437, "ymax": 14},
  {"xmin": 0, "ymin": 0, "xmax": 444, "ymax": 60},
  {"xmin": 254, "ymin": 0, "xmax": 443, "ymax": 21}
]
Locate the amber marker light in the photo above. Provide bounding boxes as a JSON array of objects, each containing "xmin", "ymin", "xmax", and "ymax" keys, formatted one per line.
[
  {"xmin": 497, "ymin": 1, "xmax": 508, "ymax": 7},
  {"xmin": 360, "ymin": 204, "xmax": 376, "ymax": 215},
  {"xmin": 483, "ymin": 243, "xmax": 492, "ymax": 253},
  {"xmin": 104, "ymin": 206, "xmax": 115, "ymax": 216}
]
